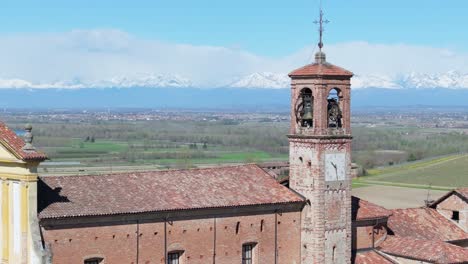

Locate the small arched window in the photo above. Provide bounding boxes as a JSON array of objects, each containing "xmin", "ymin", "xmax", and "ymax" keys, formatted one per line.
[{"xmin": 84, "ymin": 257, "xmax": 104, "ymax": 264}]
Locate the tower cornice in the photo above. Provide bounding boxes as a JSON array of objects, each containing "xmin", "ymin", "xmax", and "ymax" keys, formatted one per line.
[{"xmin": 287, "ymin": 134, "xmax": 352, "ymax": 140}]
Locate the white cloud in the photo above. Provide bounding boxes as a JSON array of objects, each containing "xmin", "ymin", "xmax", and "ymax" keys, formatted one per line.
[{"xmin": 0, "ymin": 29, "xmax": 467, "ymax": 88}]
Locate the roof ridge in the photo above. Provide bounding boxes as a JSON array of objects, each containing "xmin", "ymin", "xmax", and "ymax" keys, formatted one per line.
[
  {"xmin": 289, "ymin": 61, "xmax": 353, "ymax": 77},
  {"xmin": 379, "ymin": 235, "xmax": 468, "ymax": 262},
  {"xmin": 40, "ymin": 163, "xmax": 262, "ymax": 179}
]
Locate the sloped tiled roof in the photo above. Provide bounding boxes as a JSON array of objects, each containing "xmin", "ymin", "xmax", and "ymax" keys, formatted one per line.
[
  {"xmin": 456, "ymin": 187, "xmax": 468, "ymax": 198},
  {"xmin": 0, "ymin": 122, "xmax": 47, "ymax": 161},
  {"xmin": 38, "ymin": 164, "xmax": 305, "ymax": 219},
  {"xmin": 378, "ymin": 236, "xmax": 468, "ymax": 264},
  {"xmin": 430, "ymin": 187, "xmax": 468, "ymax": 207},
  {"xmin": 289, "ymin": 62, "xmax": 353, "ymax": 78},
  {"xmin": 352, "ymin": 196, "xmax": 392, "ymax": 221},
  {"xmin": 355, "ymin": 250, "xmax": 395, "ymax": 264},
  {"xmin": 388, "ymin": 207, "xmax": 468, "ymax": 242}
]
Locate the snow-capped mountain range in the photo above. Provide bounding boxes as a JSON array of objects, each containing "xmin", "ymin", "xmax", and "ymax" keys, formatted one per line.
[
  {"xmin": 225, "ymin": 71, "xmax": 468, "ymax": 89},
  {"xmin": 0, "ymin": 74, "xmax": 192, "ymax": 89},
  {"xmin": 227, "ymin": 72, "xmax": 290, "ymax": 89},
  {"xmin": 1, "ymin": 71, "xmax": 468, "ymax": 90}
]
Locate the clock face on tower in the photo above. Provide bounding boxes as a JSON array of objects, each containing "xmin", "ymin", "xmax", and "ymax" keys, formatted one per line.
[{"xmin": 325, "ymin": 153, "xmax": 346, "ymax": 182}]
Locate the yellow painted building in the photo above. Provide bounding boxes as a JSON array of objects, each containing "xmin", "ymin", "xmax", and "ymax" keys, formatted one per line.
[{"xmin": 0, "ymin": 123, "xmax": 47, "ymax": 264}]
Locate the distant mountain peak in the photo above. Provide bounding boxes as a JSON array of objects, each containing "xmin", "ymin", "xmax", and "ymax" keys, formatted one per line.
[
  {"xmin": 352, "ymin": 74, "xmax": 402, "ymax": 89},
  {"xmin": 96, "ymin": 74, "xmax": 193, "ymax": 88},
  {"xmin": 397, "ymin": 71, "xmax": 468, "ymax": 89},
  {"xmin": 227, "ymin": 72, "xmax": 289, "ymax": 89}
]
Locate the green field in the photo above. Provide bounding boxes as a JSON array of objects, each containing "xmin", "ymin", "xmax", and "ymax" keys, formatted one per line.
[
  {"xmin": 4, "ymin": 119, "xmax": 464, "ymax": 180},
  {"xmin": 355, "ymin": 155, "xmax": 468, "ymax": 189},
  {"xmin": 40, "ymin": 137, "xmax": 287, "ymax": 170}
]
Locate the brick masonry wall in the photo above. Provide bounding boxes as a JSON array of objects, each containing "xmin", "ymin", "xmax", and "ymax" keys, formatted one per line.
[
  {"xmin": 289, "ymin": 138, "xmax": 352, "ymax": 264},
  {"xmin": 436, "ymin": 194, "xmax": 468, "ymax": 232},
  {"xmin": 42, "ymin": 211, "xmax": 301, "ymax": 264},
  {"xmin": 353, "ymin": 225, "xmax": 387, "ymax": 250}
]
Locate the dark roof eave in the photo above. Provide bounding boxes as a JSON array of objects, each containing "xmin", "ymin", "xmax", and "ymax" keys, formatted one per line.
[
  {"xmin": 430, "ymin": 189, "xmax": 468, "ymax": 208},
  {"xmin": 24, "ymin": 155, "xmax": 49, "ymax": 162},
  {"xmin": 38, "ymin": 200, "xmax": 306, "ymax": 220},
  {"xmin": 288, "ymin": 73, "xmax": 353, "ymax": 79},
  {"xmin": 354, "ymin": 215, "xmax": 392, "ymax": 222}
]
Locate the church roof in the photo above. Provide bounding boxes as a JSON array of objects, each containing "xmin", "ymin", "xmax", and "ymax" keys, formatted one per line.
[
  {"xmin": 354, "ymin": 250, "xmax": 395, "ymax": 264},
  {"xmin": 378, "ymin": 236, "xmax": 468, "ymax": 264},
  {"xmin": 0, "ymin": 122, "xmax": 47, "ymax": 161},
  {"xmin": 352, "ymin": 196, "xmax": 392, "ymax": 221},
  {"xmin": 38, "ymin": 164, "xmax": 305, "ymax": 219},
  {"xmin": 288, "ymin": 62, "xmax": 353, "ymax": 78},
  {"xmin": 388, "ymin": 207, "xmax": 468, "ymax": 242}
]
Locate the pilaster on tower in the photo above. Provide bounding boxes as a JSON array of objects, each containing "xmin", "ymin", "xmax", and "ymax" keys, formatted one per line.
[{"xmin": 288, "ymin": 49, "xmax": 354, "ymax": 264}]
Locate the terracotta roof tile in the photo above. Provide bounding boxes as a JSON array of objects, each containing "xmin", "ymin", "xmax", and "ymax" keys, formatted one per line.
[
  {"xmin": 289, "ymin": 62, "xmax": 353, "ymax": 78},
  {"xmin": 0, "ymin": 122, "xmax": 47, "ymax": 161},
  {"xmin": 38, "ymin": 164, "xmax": 305, "ymax": 219},
  {"xmin": 388, "ymin": 208, "xmax": 468, "ymax": 242},
  {"xmin": 352, "ymin": 196, "xmax": 392, "ymax": 221},
  {"xmin": 378, "ymin": 236, "xmax": 468, "ymax": 264},
  {"xmin": 457, "ymin": 187, "xmax": 468, "ymax": 198},
  {"xmin": 355, "ymin": 250, "xmax": 395, "ymax": 264}
]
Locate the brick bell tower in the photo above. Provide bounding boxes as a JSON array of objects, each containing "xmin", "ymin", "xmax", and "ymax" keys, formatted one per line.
[{"xmin": 288, "ymin": 9, "xmax": 353, "ymax": 264}]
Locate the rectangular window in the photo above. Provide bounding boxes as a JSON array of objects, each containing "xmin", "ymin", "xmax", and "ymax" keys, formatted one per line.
[
  {"xmin": 242, "ymin": 244, "xmax": 254, "ymax": 264},
  {"xmin": 452, "ymin": 211, "xmax": 460, "ymax": 222},
  {"xmin": 168, "ymin": 252, "xmax": 180, "ymax": 264}
]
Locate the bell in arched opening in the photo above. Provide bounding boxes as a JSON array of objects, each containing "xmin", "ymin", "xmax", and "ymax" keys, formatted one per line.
[{"xmin": 298, "ymin": 89, "xmax": 313, "ymax": 128}]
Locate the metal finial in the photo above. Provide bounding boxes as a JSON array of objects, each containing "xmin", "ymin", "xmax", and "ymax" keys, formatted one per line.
[
  {"xmin": 22, "ymin": 123, "xmax": 36, "ymax": 151},
  {"xmin": 314, "ymin": 3, "xmax": 329, "ymax": 52}
]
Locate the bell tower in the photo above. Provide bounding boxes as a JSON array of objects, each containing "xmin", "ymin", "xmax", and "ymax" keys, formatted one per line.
[{"xmin": 288, "ymin": 9, "xmax": 353, "ymax": 264}]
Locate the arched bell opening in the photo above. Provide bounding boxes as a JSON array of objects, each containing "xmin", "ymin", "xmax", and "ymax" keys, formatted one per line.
[
  {"xmin": 327, "ymin": 88, "xmax": 343, "ymax": 128},
  {"xmin": 295, "ymin": 88, "xmax": 314, "ymax": 128}
]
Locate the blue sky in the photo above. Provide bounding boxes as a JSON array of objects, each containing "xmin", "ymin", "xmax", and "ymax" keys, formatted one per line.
[
  {"xmin": 0, "ymin": 0, "xmax": 467, "ymax": 88},
  {"xmin": 2, "ymin": 0, "xmax": 467, "ymax": 56}
]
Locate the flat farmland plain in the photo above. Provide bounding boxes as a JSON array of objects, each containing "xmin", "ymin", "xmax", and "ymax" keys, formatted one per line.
[
  {"xmin": 362, "ymin": 155, "xmax": 468, "ymax": 188},
  {"xmin": 352, "ymin": 155, "xmax": 467, "ymax": 209},
  {"xmin": 352, "ymin": 185, "xmax": 447, "ymax": 209}
]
